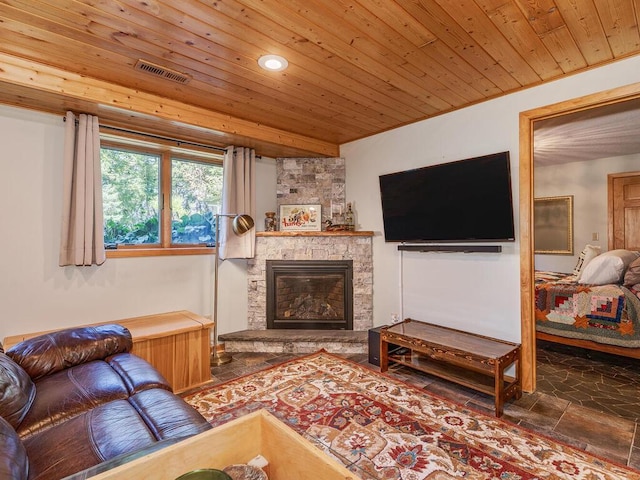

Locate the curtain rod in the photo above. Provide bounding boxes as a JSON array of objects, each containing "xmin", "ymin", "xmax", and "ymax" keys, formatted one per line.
[
  {"xmin": 63, "ymin": 116, "xmax": 228, "ymax": 153},
  {"xmin": 100, "ymin": 125, "xmax": 228, "ymax": 153}
]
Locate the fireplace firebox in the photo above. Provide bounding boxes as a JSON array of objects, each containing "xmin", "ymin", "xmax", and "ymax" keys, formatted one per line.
[{"xmin": 266, "ymin": 260, "xmax": 353, "ymax": 330}]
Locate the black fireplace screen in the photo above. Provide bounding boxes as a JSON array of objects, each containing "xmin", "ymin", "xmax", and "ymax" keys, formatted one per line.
[{"xmin": 266, "ymin": 260, "xmax": 353, "ymax": 330}]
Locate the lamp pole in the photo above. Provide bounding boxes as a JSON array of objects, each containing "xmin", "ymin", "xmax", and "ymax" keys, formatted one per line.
[
  {"xmin": 211, "ymin": 214, "xmax": 233, "ymax": 366},
  {"xmin": 210, "ymin": 213, "xmax": 254, "ymax": 366}
]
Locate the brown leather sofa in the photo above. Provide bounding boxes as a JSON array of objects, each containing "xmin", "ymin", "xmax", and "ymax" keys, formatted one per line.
[{"xmin": 0, "ymin": 324, "xmax": 212, "ymax": 480}]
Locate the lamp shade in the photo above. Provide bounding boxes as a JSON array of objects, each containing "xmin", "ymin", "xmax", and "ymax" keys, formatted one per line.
[{"xmin": 232, "ymin": 214, "xmax": 254, "ymax": 235}]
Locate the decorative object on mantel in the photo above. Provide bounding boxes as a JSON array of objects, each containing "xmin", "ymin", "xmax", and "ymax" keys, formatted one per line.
[
  {"xmin": 264, "ymin": 211, "xmax": 276, "ymax": 232},
  {"xmin": 331, "ymin": 201, "xmax": 345, "ymax": 226},
  {"xmin": 211, "ymin": 213, "xmax": 255, "ymax": 366},
  {"xmin": 279, "ymin": 204, "xmax": 321, "ymax": 231},
  {"xmin": 324, "ymin": 219, "xmax": 351, "ymax": 231},
  {"xmin": 345, "ymin": 202, "xmax": 355, "ymax": 231}
]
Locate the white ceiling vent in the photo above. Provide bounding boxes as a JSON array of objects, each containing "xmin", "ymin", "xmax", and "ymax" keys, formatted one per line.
[{"xmin": 134, "ymin": 59, "xmax": 191, "ymax": 84}]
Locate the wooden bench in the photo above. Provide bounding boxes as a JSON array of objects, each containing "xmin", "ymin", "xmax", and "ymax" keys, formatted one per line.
[
  {"xmin": 3, "ymin": 310, "xmax": 213, "ymax": 394},
  {"xmin": 380, "ymin": 318, "xmax": 521, "ymax": 416}
]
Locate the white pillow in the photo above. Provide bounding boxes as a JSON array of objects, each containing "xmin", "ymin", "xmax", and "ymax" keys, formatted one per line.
[
  {"xmin": 572, "ymin": 244, "xmax": 601, "ymax": 276},
  {"xmin": 578, "ymin": 249, "xmax": 640, "ymax": 285}
]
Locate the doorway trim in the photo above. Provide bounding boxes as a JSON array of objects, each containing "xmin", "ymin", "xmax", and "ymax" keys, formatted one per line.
[{"xmin": 519, "ymin": 81, "xmax": 640, "ymax": 392}]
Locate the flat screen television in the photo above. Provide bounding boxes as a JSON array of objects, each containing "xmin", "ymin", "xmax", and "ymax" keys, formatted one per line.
[{"xmin": 379, "ymin": 151, "xmax": 515, "ymax": 243}]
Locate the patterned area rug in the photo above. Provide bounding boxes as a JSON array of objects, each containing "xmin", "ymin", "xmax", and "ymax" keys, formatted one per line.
[{"xmin": 185, "ymin": 351, "xmax": 639, "ymax": 480}]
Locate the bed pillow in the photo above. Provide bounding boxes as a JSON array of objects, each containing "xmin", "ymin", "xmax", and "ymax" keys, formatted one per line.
[
  {"xmin": 623, "ymin": 257, "xmax": 640, "ymax": 287},
  {"xmin": 572, "ymin": 244, "xmax": 601, "ymax": 276},
  {"xmin": 578, "ymin": 249, "xmax": 640, "ymax": 285}
]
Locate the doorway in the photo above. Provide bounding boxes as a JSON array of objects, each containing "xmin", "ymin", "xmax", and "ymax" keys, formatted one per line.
[
  {"xmin": 609, "ymin": 171, "xmax": 640, "ymax": 250},
  {"xmin": 519, "ymin": 81, "xmax": 640, "ymax": 392}
]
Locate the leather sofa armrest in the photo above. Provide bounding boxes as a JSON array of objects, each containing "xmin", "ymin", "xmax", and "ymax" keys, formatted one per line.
[
  {"xmin": 6, "ymin": 324, "xmax": 133, "ymax": 380},
  {"xmin": 62, "ymin": 435, "xmax": 190, "ymax": 480},
  {"xmin": 0, "ymin": 416, "xmax": 29, "ymax": 480}
]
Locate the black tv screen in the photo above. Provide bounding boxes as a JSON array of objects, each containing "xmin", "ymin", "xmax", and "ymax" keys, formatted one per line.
[{"xmin": 379, "ymin": 152, "xmax": 515, "ymax": 243}]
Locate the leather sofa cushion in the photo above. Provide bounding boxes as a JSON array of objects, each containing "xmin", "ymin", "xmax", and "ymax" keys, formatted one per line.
[
  {"xmin": 128, "ymin": 388, "xmax": 212, "ymax": 440},
  {"xmin": 7, "ymin": 324, "xmax": 133, "ymax": 380},
  {"xmin": 0, "ymin": 353, "xmax": 35, "ymax": 430},
  {"xmin": 106, "ymin": 353, "xmax": 172, "ymax": 394},
  {"xmin": 0, "ymin": 416, "xmax": 28, "ymax": 480},
  {"xmin": 23, "ymin": 391, "xmax": 211, "ymax": 480},
  {"xmin": 23, "ymin": 400, "xmax": 158, "ymax": 480},
  {"xmin": 17, "ymin": 361, "xmax": 129, "ymax": 438}
]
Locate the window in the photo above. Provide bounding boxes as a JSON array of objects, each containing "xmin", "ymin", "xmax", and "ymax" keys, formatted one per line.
[
  {"xmin": 100, "ymin": 135, "xmax": 223, "ymax": 257},
  {"xmin": 171, "ymin": 157, "xmax": 223, "ymax": 244},
  {"xmin": 102, "ymin": 147, "xmax": 161, "ymax": 245}
]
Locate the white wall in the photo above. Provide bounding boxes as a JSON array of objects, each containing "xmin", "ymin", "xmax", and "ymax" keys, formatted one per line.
[
  {"xmin": 534, "ymin": 154, "xmax": 640, "ymax": 273},
  {"xmin": 341, "ymin": 55, "xmax": 640, "ymax": 343},
  {"xmin": 0, "ymin": 104, "xmax": 277, "ymax": 339},
  {"xmin": 4, "ymin": 56, "xmax": 640, "ymax": 343}
]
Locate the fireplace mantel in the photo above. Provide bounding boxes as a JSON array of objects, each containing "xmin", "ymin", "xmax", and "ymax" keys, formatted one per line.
[{"xmin": 256, "ymin": 231, "xmax": 374, "ymax": 237}]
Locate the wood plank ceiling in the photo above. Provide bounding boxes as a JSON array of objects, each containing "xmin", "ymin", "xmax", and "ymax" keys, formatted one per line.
[{"xmin": 0, "ymin": 0, "xmax": 639, "ymax": 157}]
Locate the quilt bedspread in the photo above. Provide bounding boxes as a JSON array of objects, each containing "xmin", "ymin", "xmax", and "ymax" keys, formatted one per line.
[{"xmin": 535, "ymin": 270, "xmax": 640, "ymax": 347}]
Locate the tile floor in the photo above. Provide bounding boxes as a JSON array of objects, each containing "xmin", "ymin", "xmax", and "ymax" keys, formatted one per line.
[{"xmin": 205, "ymin": 342, "xmax": 640, "ymax": 470}]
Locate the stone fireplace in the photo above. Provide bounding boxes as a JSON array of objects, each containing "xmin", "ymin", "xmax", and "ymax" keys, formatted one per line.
[
  {"xmin": 247, "ymin": 231, "xmax": 373, "ymax": 332},
  {"xmin": 266, "ymin": 260, "xmax": 353, "ymax": 330},
  {"xmin": 224, "ymin": 156, "xmax": 373, "ymax": 353}
]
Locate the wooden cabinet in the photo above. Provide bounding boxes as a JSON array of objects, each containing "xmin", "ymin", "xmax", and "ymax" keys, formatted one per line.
[
  {"xmin": 4, "ymin": 310, "xmax": 213, "ymax": 394},
  {"xmin": 119, "ymin": 311, "xmax": 213, "ymax": 394}
]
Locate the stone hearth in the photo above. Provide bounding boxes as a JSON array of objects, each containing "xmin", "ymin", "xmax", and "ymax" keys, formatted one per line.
[{"xmin": 219, "ymin": 329, "xmax": 367, "ymax": 354}]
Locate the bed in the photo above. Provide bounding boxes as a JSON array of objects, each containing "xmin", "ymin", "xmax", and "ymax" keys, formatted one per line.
[{"xmin": 535, "ymin": 269, "xmax": 640, "ymax": 358}]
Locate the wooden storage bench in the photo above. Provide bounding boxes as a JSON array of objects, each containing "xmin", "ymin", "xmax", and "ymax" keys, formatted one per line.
[
  {"xmin": 380, "ymin": 318, "xmax": 521, "ymax": 416},
  {"xmin": 3, "ymin": 310, "xmax": 213, "ymax": 394}
]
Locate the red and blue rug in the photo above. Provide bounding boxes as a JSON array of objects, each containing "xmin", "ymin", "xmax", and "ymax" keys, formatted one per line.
[{"xmin": 185, "ymin": 351, "xmax": 638, "ymax": 479}]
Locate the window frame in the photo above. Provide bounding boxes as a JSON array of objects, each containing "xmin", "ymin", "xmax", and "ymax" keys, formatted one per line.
[{"xmin": 100, "ymin": 133, "xmax": 223, "ymax": 258}]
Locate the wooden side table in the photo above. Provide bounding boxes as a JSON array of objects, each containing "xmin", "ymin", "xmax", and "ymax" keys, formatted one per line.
[
  {"xmin": 4, "ymin": 310, "xmax": 213, "ymax": 394},
  {"xmin": 380, "ymin": 318, "xmax": 521, "ymax": 416}
]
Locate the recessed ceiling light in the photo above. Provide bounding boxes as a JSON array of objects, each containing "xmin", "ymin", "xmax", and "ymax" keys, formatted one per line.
[{"xmin": 258, "ymin": 54, "xmax": 288, "ymax": 72}]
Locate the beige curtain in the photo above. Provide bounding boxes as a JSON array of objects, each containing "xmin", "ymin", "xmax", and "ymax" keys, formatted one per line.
[
  {"xmin": 219, "ymin": 146, "xmax": 256, "ymax": 259},
  {"xmin": 59, "ymin": 111, "xmax": 106, "ymax": 266}
]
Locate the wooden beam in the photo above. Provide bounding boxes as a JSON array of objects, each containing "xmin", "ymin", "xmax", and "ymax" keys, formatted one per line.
[{"xmin": 0, "ymin": 52, "xmax": 339, "ymax": 157}]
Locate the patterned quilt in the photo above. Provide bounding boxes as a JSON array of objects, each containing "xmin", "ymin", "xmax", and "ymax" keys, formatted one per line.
[{"xmin": 535, "ymin": 270, "xmax": 640, "ymax": 348}]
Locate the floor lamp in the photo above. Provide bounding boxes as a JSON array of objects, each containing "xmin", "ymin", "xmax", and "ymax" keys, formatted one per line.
[{"xmin": 211, "ymin": 213, "xmax": 255, "ymax": 366}]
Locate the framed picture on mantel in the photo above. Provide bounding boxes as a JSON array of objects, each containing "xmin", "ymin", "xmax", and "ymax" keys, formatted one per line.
[{"xmin": 279, "ymin": 204, "xmax": 321, "ymax": 231}]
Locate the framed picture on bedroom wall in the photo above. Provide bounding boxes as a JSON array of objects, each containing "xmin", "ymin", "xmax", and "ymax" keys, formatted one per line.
[{"xmin": 534, "ymin": 195, "xmax": 574, "ymax": 255}]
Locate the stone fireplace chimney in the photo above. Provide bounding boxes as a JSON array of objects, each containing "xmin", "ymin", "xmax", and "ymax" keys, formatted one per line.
[{"xmin": 277, "ymin": 157, "xmax": 346, "ymax": 227}]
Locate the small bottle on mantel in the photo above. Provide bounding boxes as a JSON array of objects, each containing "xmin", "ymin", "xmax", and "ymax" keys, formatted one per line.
[
  {"xmin": 264, "ymin": 211, "xmax": 276, "ymax": 231},
  {"xmin": 345, "ymin": 203, "xmax": 355, "ymax": 231}
]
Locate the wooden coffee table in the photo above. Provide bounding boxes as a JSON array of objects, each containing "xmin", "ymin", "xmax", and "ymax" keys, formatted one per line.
[{"xmin": 380, "ymin": 318, "xmax": 521, "ymax": 416}]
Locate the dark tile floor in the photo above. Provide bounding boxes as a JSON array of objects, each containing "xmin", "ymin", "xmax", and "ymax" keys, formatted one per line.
[{"xmin": 205, "ymin": 342, "xmax": 640, "ymax": 471}]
